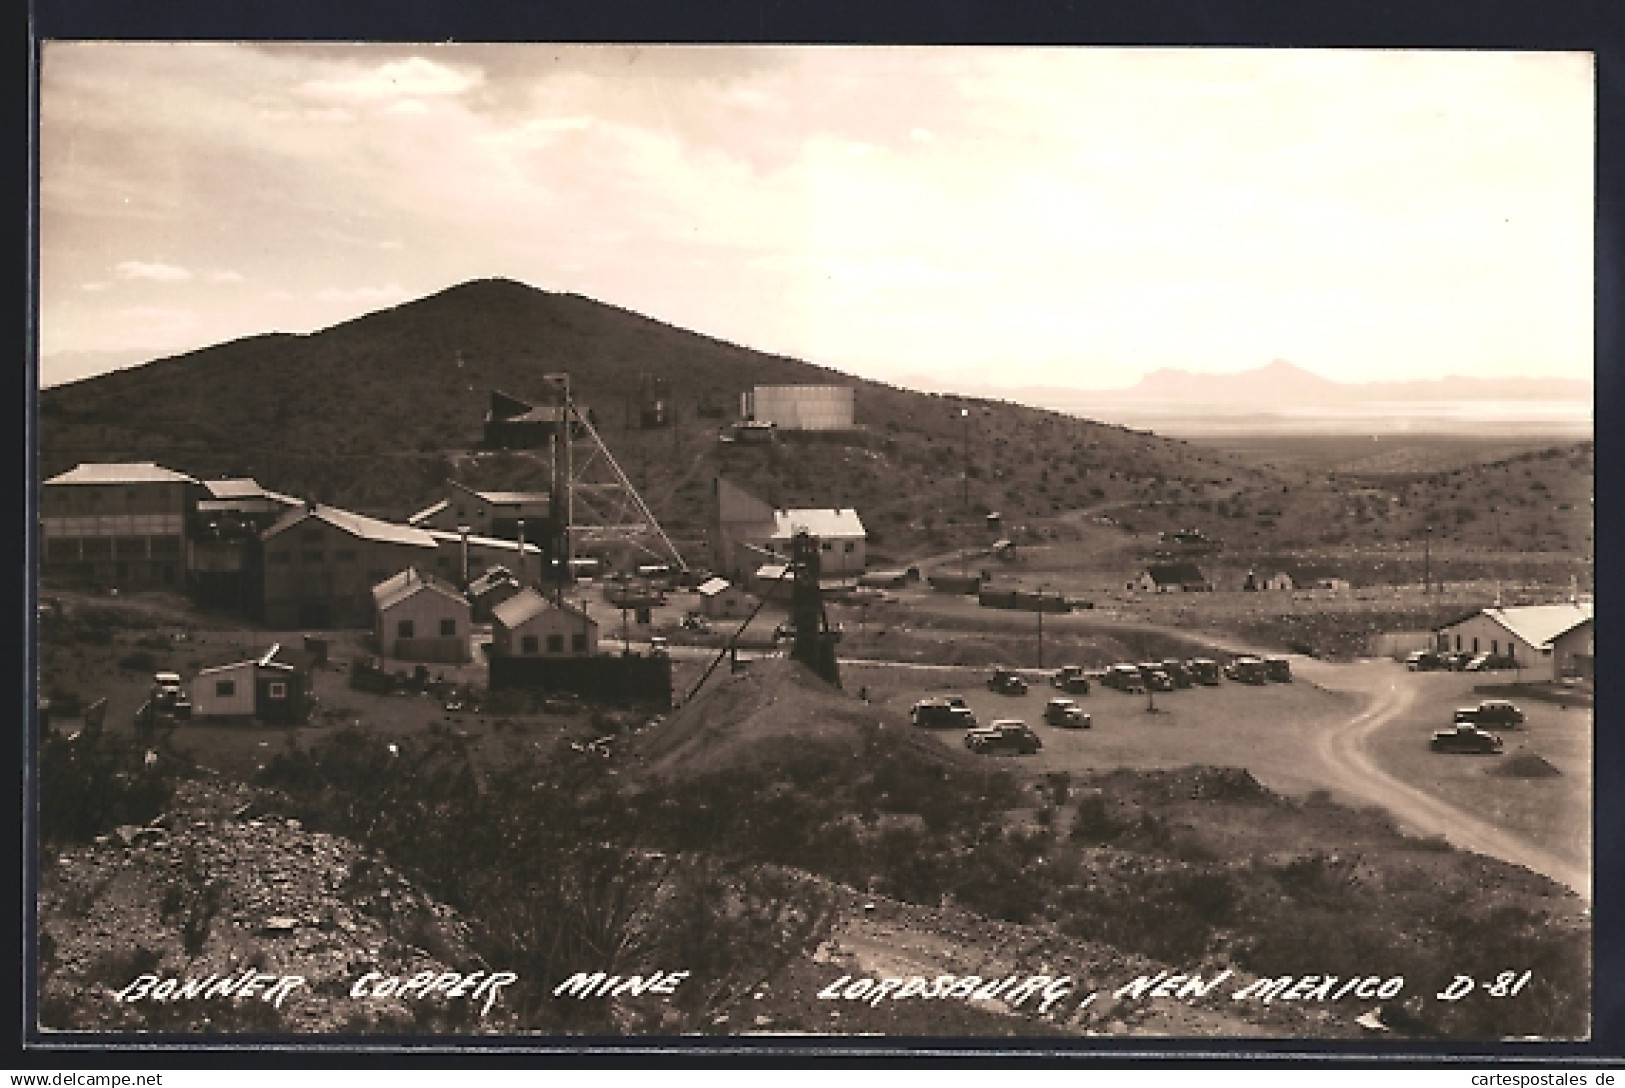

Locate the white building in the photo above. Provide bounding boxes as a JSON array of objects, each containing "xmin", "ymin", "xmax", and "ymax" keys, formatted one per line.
[
  {"xmin": 741, "ymin": 385, "xmax": 855, "ymax": 431},
  {"xmin": 772, "ymin": 508, "xmax": 867, "ymax": 581},
  {"xmin": 697, "ymin": 576, "xmax": 752, "ymax": 619},
  {"xmin": 1434, "ymin": 602, "xmax": 1594, "ymax": 679}
]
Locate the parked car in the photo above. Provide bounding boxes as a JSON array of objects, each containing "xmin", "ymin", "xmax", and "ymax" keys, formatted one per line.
[
  {"xmin": 1159, "ymin": 659, "xmax": 1193, "ymax": 688},
  {"xmin": 912, "ymin": 698, "xmax": 977, "ymax": 729},
  {"xmin": 1405, "ymin": 650, "xmax": 1446, "ymax": 672},
  {"xmin": 1102, "ymin": 663, "xmax": 1147, "ymax": 694},
  {"xmin": 1430, "ymin": 723, "xmax": 1504, "ymax": 754},
  {"xmin": 1264, "ymin": 656, "xmax": 1293, "ymax": 683},
  {"xmin": 1136, "ymin": 663, "xmax": 1174, "ymax": 692},
  {"xmin": 1043, "ymin": 697, "xmax": 1091, "ymax": 728},
  {"xmin": 965, "ymin": 720, "xmax": 1043, "ymax": 755},
  {"xmin": 149, "ymin": 672, "xmax": 192, "ymax": 720},
  {"xmin": 1454, "ymin": 699, "xmax": 1526, "ymax": 729},
  {"xmin": 1225, "ymin": 656, "xmax": 1269, "ymax": 685},
  {"xmin": 1184, "ymin": 658, "xmax": 1222, "ymax": 686},
  {"xmin": 1051, "ymin": 665, "xmax": 1091, "ymax": 694},
  {"xmin": 987, "ymin": 668, "xmax": 1029, "ymax": 695},
  {"xmin": 681, "ymin": 613, "xmax": 711, "ymax": 632}
]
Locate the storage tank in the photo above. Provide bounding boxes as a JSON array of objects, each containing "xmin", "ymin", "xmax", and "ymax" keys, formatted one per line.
[{"xmin": 745, "ymin": 385, "xmax": 855, "ymax": 431}]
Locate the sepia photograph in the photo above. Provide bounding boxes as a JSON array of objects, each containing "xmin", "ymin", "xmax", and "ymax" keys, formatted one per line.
[{"xmin": 31, "ymin": 43, "xmax": 1595, "ymax": 1049}]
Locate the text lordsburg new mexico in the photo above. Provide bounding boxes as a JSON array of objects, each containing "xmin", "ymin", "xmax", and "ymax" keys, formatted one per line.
[{"xmin": 107, "ymin": 963, "xmax": 1539, "ymax": 1021}]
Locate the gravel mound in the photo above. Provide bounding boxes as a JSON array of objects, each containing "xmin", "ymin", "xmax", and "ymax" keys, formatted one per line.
[{"xmin": 1487, "ymin": 754, "xmax": 1562, "ymax": 779}]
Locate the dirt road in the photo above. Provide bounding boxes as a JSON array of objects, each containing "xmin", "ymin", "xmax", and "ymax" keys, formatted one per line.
[{"xmin": 1296, "ymin": 657, "xmax": 1591, "ymax": 900}]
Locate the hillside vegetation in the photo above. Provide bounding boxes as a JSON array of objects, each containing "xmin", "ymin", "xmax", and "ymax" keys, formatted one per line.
[{"xmin": 39, "ymin": 278, "xmax": 1590, "ymax": 567}]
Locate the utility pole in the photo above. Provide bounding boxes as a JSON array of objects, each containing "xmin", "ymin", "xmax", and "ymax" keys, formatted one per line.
[
  {"xmin": 1423, "ymin": 524, "xmax": 1431, "ymax": 597},
  {"xmin": 1036, "ymin": 583, "xmax": 1047, "ymax": 670},
  {"xmin": 959, "ymin": 408, "xmax": 970, "ymax": 576}
]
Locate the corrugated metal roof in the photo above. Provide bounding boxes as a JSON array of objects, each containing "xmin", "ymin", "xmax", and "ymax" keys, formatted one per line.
[
  {"xmin": 1455, "ymin": 602, "xmax": 1594, "ymax": 648},
  {"xmin": 697, "ymin": 577, "xmax": 732, "ymax": 596},
  {"xmin": 472, "ymin": 490, "xmax": 550, "ymax": 505},
  {"xmin": 372, "ymin": 568, "xmax": 468, "ymax": 612},
  {"xmin": 492, "ymin": 587, "xmax": 593, "ymax": 629},
  {"xmin": 772, "ymin": 508, "xmax": 866, "ymax": 540},
  {"xmin": 754, "ymin": 563, "xmax": 790, "ymax": 581},
  {"xmin": 45, "ymin": 462, "xmax": 199, "ymax": 486},
  {"xmin": 424, "ymin": 528, "xmax": 541, "ymax": 553},
  {"xmin": 195, "ymin": 660, "xmax": 255, "ymax": 677},
  {"xmin": 408, "ymin": 499, "xmax": 449, "ymax": 525},
  {"xmin": 264, "ymin": 504, "xmax": 438, "ymax": 548},
  {"xmin": 468, "ymin": 565, "xmax": 517, "ymax": 595}
]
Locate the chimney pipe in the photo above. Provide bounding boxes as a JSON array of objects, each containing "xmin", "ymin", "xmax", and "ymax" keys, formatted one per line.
[
  {"xmin": 517, "ymin": 519, "xmax": 526, "ymax": 585},
  {"xmin": 458, "ymin": 525, "xmax": 471, "ymax": 590}
]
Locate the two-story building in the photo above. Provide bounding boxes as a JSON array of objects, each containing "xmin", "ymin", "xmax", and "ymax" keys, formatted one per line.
[
  {"xmin": 40, "ymin": 462, "xmax": 206, "ymax": 588},
  {"xmin": 261, "ymin": 503, "xmax": 440, "ymax": 628},
  {"xmin": 409, "ymin": 479, "xmax": 553, "ymax": 542}
]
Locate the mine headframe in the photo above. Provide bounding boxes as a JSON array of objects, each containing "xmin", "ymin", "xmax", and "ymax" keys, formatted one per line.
[{"xmin": 787, "ymin": 530, "xmax": 841, "ymax": 688}]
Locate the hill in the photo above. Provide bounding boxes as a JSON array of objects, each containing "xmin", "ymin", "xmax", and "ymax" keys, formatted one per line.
[{"xmin": 37, "ymin": 278, "xmax": 1275, "ymax": 565}]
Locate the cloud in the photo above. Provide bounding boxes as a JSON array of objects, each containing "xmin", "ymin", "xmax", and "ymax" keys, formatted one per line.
[
  {"xmin": 909, "ymin": 127, "xmax": 935, "ymax": 143},
  {"xmin": 207, "ymin": 270, "xmax": 245, "ymax": 283},
  {"xmin": 301, "ymin": 56, "xmax": 482, "ymax": 102},
  {"xmin": 79, "ymin": 281, "xmax": 107, "ymax": 292},
  {"xmin": 385, "ymin": 99, "xmax": 428, "ymax": 115},
  {"xmin": 114, "ymin": 260, "xmax": 193, "ymax": 282}
]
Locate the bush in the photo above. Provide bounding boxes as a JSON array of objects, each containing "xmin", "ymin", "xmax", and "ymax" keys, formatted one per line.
[
  {"xmin": 39, "ymin": 732, "xmax": 176, "ymax": 844},
  {"xmin": 117, "ymin": 650, "xmax": 159, "ymax": 672}
]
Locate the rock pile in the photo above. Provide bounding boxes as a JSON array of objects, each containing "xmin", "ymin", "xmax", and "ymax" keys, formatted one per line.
[{"xmin": 38, "ymin": 775, "xmax": 509, "ymax": 1035}]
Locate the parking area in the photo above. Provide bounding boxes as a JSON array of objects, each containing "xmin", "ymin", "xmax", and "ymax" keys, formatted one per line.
[{"xmin": 857, "ymin": 661, "xmax": 1364, "ymax": 797}]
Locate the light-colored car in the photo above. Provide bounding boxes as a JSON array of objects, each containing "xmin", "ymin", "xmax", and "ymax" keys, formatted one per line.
[{"xmin": 1453, "ymin": 700, "xmax": 1526, "ymax": 729}]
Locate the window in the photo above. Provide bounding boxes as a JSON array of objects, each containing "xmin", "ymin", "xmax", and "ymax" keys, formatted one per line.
[
  {"xmin": 335, "ymin": 548, "xmax": 357, "ymax": 562},
  {"xmin": 301, "ymin": 550, "xmax": 325, "ymax": 564},
  {"xmin": 1491, "ymin": 640, "xmax": 1498, "ymax": 655},
  {"xmin": 215, "ymin": 680, "xmax": 236, "ymax": 698},
  {"xmin": 571, "ymin": 633, "xmax": 587, "ymax": 653},
  {"xmin": 1455, "ymin": 634, "xmax": 1461, "ymax": 651},
  {"xmin": 547, "ymin": 634, "xmax": 565, "ymax": 653},
  {"xmin": 397, "ymin": 620, "xmax": 415, "ymax": 639},
  {"xmin": 843, "ymin": 541, "xmax": 855, "ymax": 553},
  {"xmin": 821, "ymin": 541, "xmax": 832, "ymax": 551},
  {"xmin": 267, "ymin": 681, "xmax": 287, "ymax": 699},
  {"xmin": 439, "ymin": 618, "xmax": 457, "ymax": 637},
  {"xmin": 1473, "ymin": 638, "xmax": 1479, "ymax": 653},
  {"xmin": 521, "ymin": 635, "xmax": 539, "ymax": 655}
]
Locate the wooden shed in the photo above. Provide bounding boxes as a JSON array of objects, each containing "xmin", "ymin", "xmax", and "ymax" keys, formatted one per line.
[
  {"xmin": 191, "ymin": 644, "xmax": 310, "ymax": 723},
  {"xmin": 491, "ymin": 588, "xmax": 600, "ymax": 657},
  {"xmin": 372, "ymin": 568, "xmax": 471, "ymax": 663}
]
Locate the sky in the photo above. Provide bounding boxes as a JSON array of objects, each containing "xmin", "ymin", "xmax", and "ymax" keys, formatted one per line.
[{"xmin": 38, "ymin": 45, "xmax": 1595, "ymax": 391}]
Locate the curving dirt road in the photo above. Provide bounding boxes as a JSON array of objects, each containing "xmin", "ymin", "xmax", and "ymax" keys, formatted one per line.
[{"xmin": 1297, "ymin": 658, "xmax": 1590, "ymax": 900}]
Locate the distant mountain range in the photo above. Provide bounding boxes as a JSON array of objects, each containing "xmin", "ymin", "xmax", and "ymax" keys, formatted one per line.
[{"xmin": 956, "ymin": 359, "xmax": 1592, "ymax": 409}]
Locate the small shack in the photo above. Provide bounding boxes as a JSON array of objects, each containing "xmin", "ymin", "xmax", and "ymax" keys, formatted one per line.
[
  {"xmin": 491, "ymin": 588, "xmax": 600, "ymax": 657},
  {"xmin": 1131, "ymin": 563, "xmax": 1212, "ymax": 594},
  {"xmin": 468, "ymin": 565, "xmax": 523, "ymax": 622},
  {"xmin": 192, "ymin": 644, "xmax": 311, "ymax": 723},
  {"xmin": 372, "ymin": 568, "xmax": 471, "ymax": 663},
  {"xmin": 697, "ymin": 576, "xmax": 752, "ymax": 619}
]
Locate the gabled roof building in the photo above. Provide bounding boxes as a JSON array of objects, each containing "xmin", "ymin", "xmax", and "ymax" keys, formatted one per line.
[{"xmin": 261, "ymin": 503, "xmax": 439, "ymax": 629}]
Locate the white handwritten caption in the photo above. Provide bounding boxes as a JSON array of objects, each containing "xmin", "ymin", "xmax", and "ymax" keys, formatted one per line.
[{"xmin": 111, "ymin": 968, "xmax": 519, "ymax": 1017}]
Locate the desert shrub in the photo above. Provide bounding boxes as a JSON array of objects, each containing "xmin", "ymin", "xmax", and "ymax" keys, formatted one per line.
[
  {"xmin": 116, "ymin": 650, "xmax": 159, "ymax": 672},
  {"xmin": 39, "ymin": 731, "xmax": 176, "ymax": 844}
]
